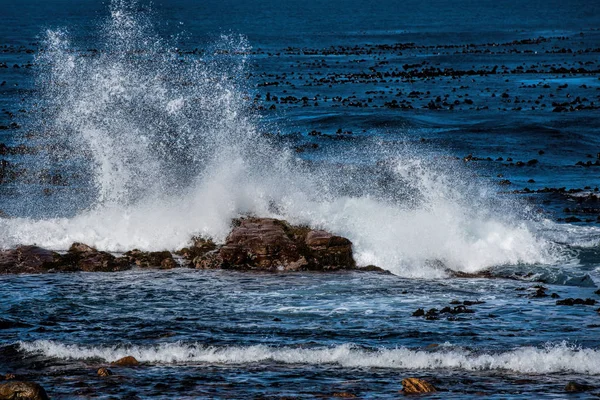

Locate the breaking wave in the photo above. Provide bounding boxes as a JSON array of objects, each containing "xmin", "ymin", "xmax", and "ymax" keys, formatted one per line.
[
  {"xmin": 19, "ymin": 340, "xmax": 600, "ymax": 375},
  {"xmin": 0, "ymin": 0, "xmax": 582, "ymax": 277}
]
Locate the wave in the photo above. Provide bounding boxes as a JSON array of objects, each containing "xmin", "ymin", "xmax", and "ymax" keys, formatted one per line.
[
  {"xmin": 0, "ymin": 0, "xmax": 584, "ymax": 277},
  {"xmin": 18, "ymin": 340, "xmax": 600, "ymax": 375}
]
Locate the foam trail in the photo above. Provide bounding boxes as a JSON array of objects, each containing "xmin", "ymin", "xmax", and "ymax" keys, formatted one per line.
[
  {"xmin": 0, "ymin": 0, "xmax": 581, "ymax": 277},
  {"xmin": 19, "ymin": 340, "xmax": 600, "ymax": 375}
]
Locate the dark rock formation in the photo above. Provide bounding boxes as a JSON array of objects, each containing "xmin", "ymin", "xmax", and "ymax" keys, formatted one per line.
[
  {"xmin": 124, "ymin": 250, "xmax": 177, "ymax": 269},
  {"xmin": 556, "ymin": 298, "xmax": 596, "ymax": 306},
  {"xmin": 0, "ymin": 218, "xmax": 363, "ymax": 274},
  {"xmin": 0, "ymin": 246, "xmax": 61, "ymax": 274},
  {"xmin": 61, "ymin": 243, "xmax": 130, "ymax": 272},
  {"xmin": 0, "ymin": 381, "xmax": 49, "ymax": 400},
  {"xmin": 177, "ymin": 237, "xmax": 217, "ymax": 265},
  {"xmin": 195, "ymin": 218, "xmax": 355, "ymax": 271}
]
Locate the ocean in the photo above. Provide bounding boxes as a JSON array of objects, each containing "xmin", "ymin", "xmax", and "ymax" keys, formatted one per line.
[{"xmin": 1, "ymin": 0, "xmax": 600, "ymax": 398}]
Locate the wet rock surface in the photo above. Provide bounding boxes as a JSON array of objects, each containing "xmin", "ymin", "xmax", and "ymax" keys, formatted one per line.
[
  {"xmin": 401, "ymin": 377, "xmax": 437, "ymax": 394},
  {"xmin": 195, "ymin": 218, "xmax": 356, "ymax": 271},
  {"xmin": 111, "ymin": 356, "xmax": 139, "ymax": 367},
  {"xmin": 0, "ymin": 218, "xmax": 362, "ymax": 274},
  {"xmin": 0, "ymin": 381, "xmax": 49, "ymax": 400}
]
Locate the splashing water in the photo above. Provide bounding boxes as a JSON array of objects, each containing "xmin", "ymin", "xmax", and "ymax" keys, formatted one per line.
[
  {"xmin": 0, "ymin": 0, "xmax": 581, "ymax": 277},
  {"xmin": 19, "ymin": 340, "xmax": 600, "ymax": 375}
]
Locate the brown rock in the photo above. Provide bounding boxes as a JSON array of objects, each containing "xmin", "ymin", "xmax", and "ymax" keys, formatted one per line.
[
  {"xmin": 97, "ymin": 367, "xmax": 112, "ymax": 377},
  {"xmin": 305, "ymin": 230, "xmax": 355, "ymax": 270},
  {"xmin": 112, "ymin": 356, "xmax": 139, "ymax": 366},
  {"xmin": 124, "ymin": 250, "xmax": 176, "ymax": 269},
  {"xmin": 59, "ymin": 244, "xmax": 130, "ymax": 272},
  {"xmin": 195, "ymin": 218, "xmax": 356, "ymax": 271},
  {"xmin": 401, "ymin": 377, "xmax": 437, "ymax": 394},
  {"xmin": 333, "ymin": 392, "xmax": 357, "ymax": 398},
  {"xmin": 219, "ymin": 218, "xmax": 301, "ymax": 270},
  {"xmin": 68, "ymin": 242, "xmax": 96, "ymax": 253},
  {"xmin": 0, "ymin": 381, "xmax": 49, "ymax": 400},
  {"xmin": 3, "ymin": 374, "xmax": 15, "ymax": 380},
  {"xmin": 0, "ymin": 246, "xmax": 61, "ymax": 274},
  {"xmin": 177, "ymin": 237, "xmax": 217, "ymax": 264}
]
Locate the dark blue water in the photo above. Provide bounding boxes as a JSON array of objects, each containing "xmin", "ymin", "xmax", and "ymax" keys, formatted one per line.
[{"xmin": 1, "ymin": 0, "xmax": 600, "ymax": 397}]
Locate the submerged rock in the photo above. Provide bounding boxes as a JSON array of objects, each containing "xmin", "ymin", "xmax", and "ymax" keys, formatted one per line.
[
  {"xmin": 556, "ymin": 298, "xmax": 596, "ymax": 306},
  {"xmin": 195, "ymin": 218, "xmax": 355, "ymax": 271},
  {"xmin": 401, "ymin": 377, "xmax": 437, "ymax": 394},
  {"xmin": 0, "ymin": 381, "xmax": 49, "ymax": 400},
  {"xmin": 565, "ymin": 381, "xmax": 593, "ymax": 392}
]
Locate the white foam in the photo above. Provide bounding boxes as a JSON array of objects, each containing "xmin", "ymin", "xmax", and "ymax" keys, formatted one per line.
[
  {"xmin": 18, "ymin": 340, "xmax": 600, "ymax": 374},
  {"xmin": 0, "ymin": 1, "xmax": 583, "ymax": 278}
]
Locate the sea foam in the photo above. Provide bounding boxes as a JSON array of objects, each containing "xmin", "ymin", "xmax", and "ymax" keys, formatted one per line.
[
  {"xmin": 0, "ymin": 0, "xmax": 584, "ymax": 278},
  {"xmin": 18, "ymin": 340, "xmax": 600, "ymax": 375}
]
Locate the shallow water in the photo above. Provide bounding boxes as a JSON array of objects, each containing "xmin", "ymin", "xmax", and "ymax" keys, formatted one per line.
[
  {"xmin": 3, "ymin": 270, "xmax": 600, "ymax": 398},
  {"xmin": 1, "ymin": 0, "xmax": 600, "ymax": 397}
]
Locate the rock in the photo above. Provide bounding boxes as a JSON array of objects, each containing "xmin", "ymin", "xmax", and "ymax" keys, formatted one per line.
[
  {"xmin": 61, "ymin": 244, "xmax": 130, "ymax": 272},
  {"xmin": 0, "ymin": 381, "xmax": 49, "ymax": 400},
  {"xmin": 218, "ymin": 218, "xmax": 303, "ymax": 270},
  {"xmin": 69, "ymin": 242, "xmax": 96, "ymax": 253},
  {"xmin": 97, "ymin": 367, "xmax": 112, "ymax": 377},
  {"xmin": 356, "ymin": 265, "xmax": 390, "ymax": 274},
  {"xmin": 556, "ymin": 298, "xmax": 596, "ymax": 306},
  {"xmin": 332, "ymin": 393, "xmax": 357, "ymax": 398},
  {"xmin": 412, "ymin": 308, "xmax": 425, "ymax": 317},
  {"xmin": 401, "ymin": 377, "xmax": 437, "ymax": 394},
  {"xmin": 196, "ymin": 218, "xmax": 355, "ymax": 271},
  {"xmin": 124, "ymin": 250, "xmax": 177, "ymax": 269},
  {"xmin": 112, "ymin": 356, "xmax": 139, "ymax": 366},
  {"xmin": 304, "ymin": 230, "xmax": 355, "ymax": 270},
  {"xmin": 0, "ymin": 246, "xmax": 61, "ymax": 274},
  {"xmin": 3, "ymin": 374, "xmax": 15, "ymax": 380},
  {"xmin": 565, "ymin": 381, "xmax": 593, "ymax": 392},
  {"xmin": 177, "ymin": 237, "xmax": 217, "ymax": 262}
]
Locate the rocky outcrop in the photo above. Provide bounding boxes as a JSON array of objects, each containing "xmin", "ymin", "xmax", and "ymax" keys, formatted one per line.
[
  {"xmin": 62, "ymin": 243, "xmax": 130, "ymax": 272},
  {"xmin": 195, "ymin": 218, "xmax": 355, "ymax": 271},
  {"xmin": 401, "ymin": 377, "xmax": 437, "ymax": 394},
  {"xmin": 0, "ymin": 381, "xmax": 49, "ymax": 400},
  {"xmin": 0, "ymin": 218, "xmax": 368, "ymax": 274},
  {"xmin": 0, "ymin": 246, "xmax": 61, "ymax": 274}
]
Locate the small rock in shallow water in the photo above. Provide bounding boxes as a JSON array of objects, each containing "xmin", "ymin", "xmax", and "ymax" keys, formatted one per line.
[
  {"xmin": 0, "ymin": 381, "xmax": 49, "ymax": 400},
  {"xmin": 556, "ymin": 298, "xmax": 596, "ymax": 306},
  {"xmin": 97, "ymin": 367, "xmax": 112, "ymax": 377},
  {"xmin": 565, "ymin": 381, "xmax": 593, "ymax": 392},
  {"xmin": 401, "ymin": 377, "xmax": 437, "ymax": 394},
  {"xmin": 332, "ymin": 392, "xmax": 356, "ymax": 398},
  {"xmin": 111, "ymin": 356, "xmax": 139, "ymax": 366}
]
